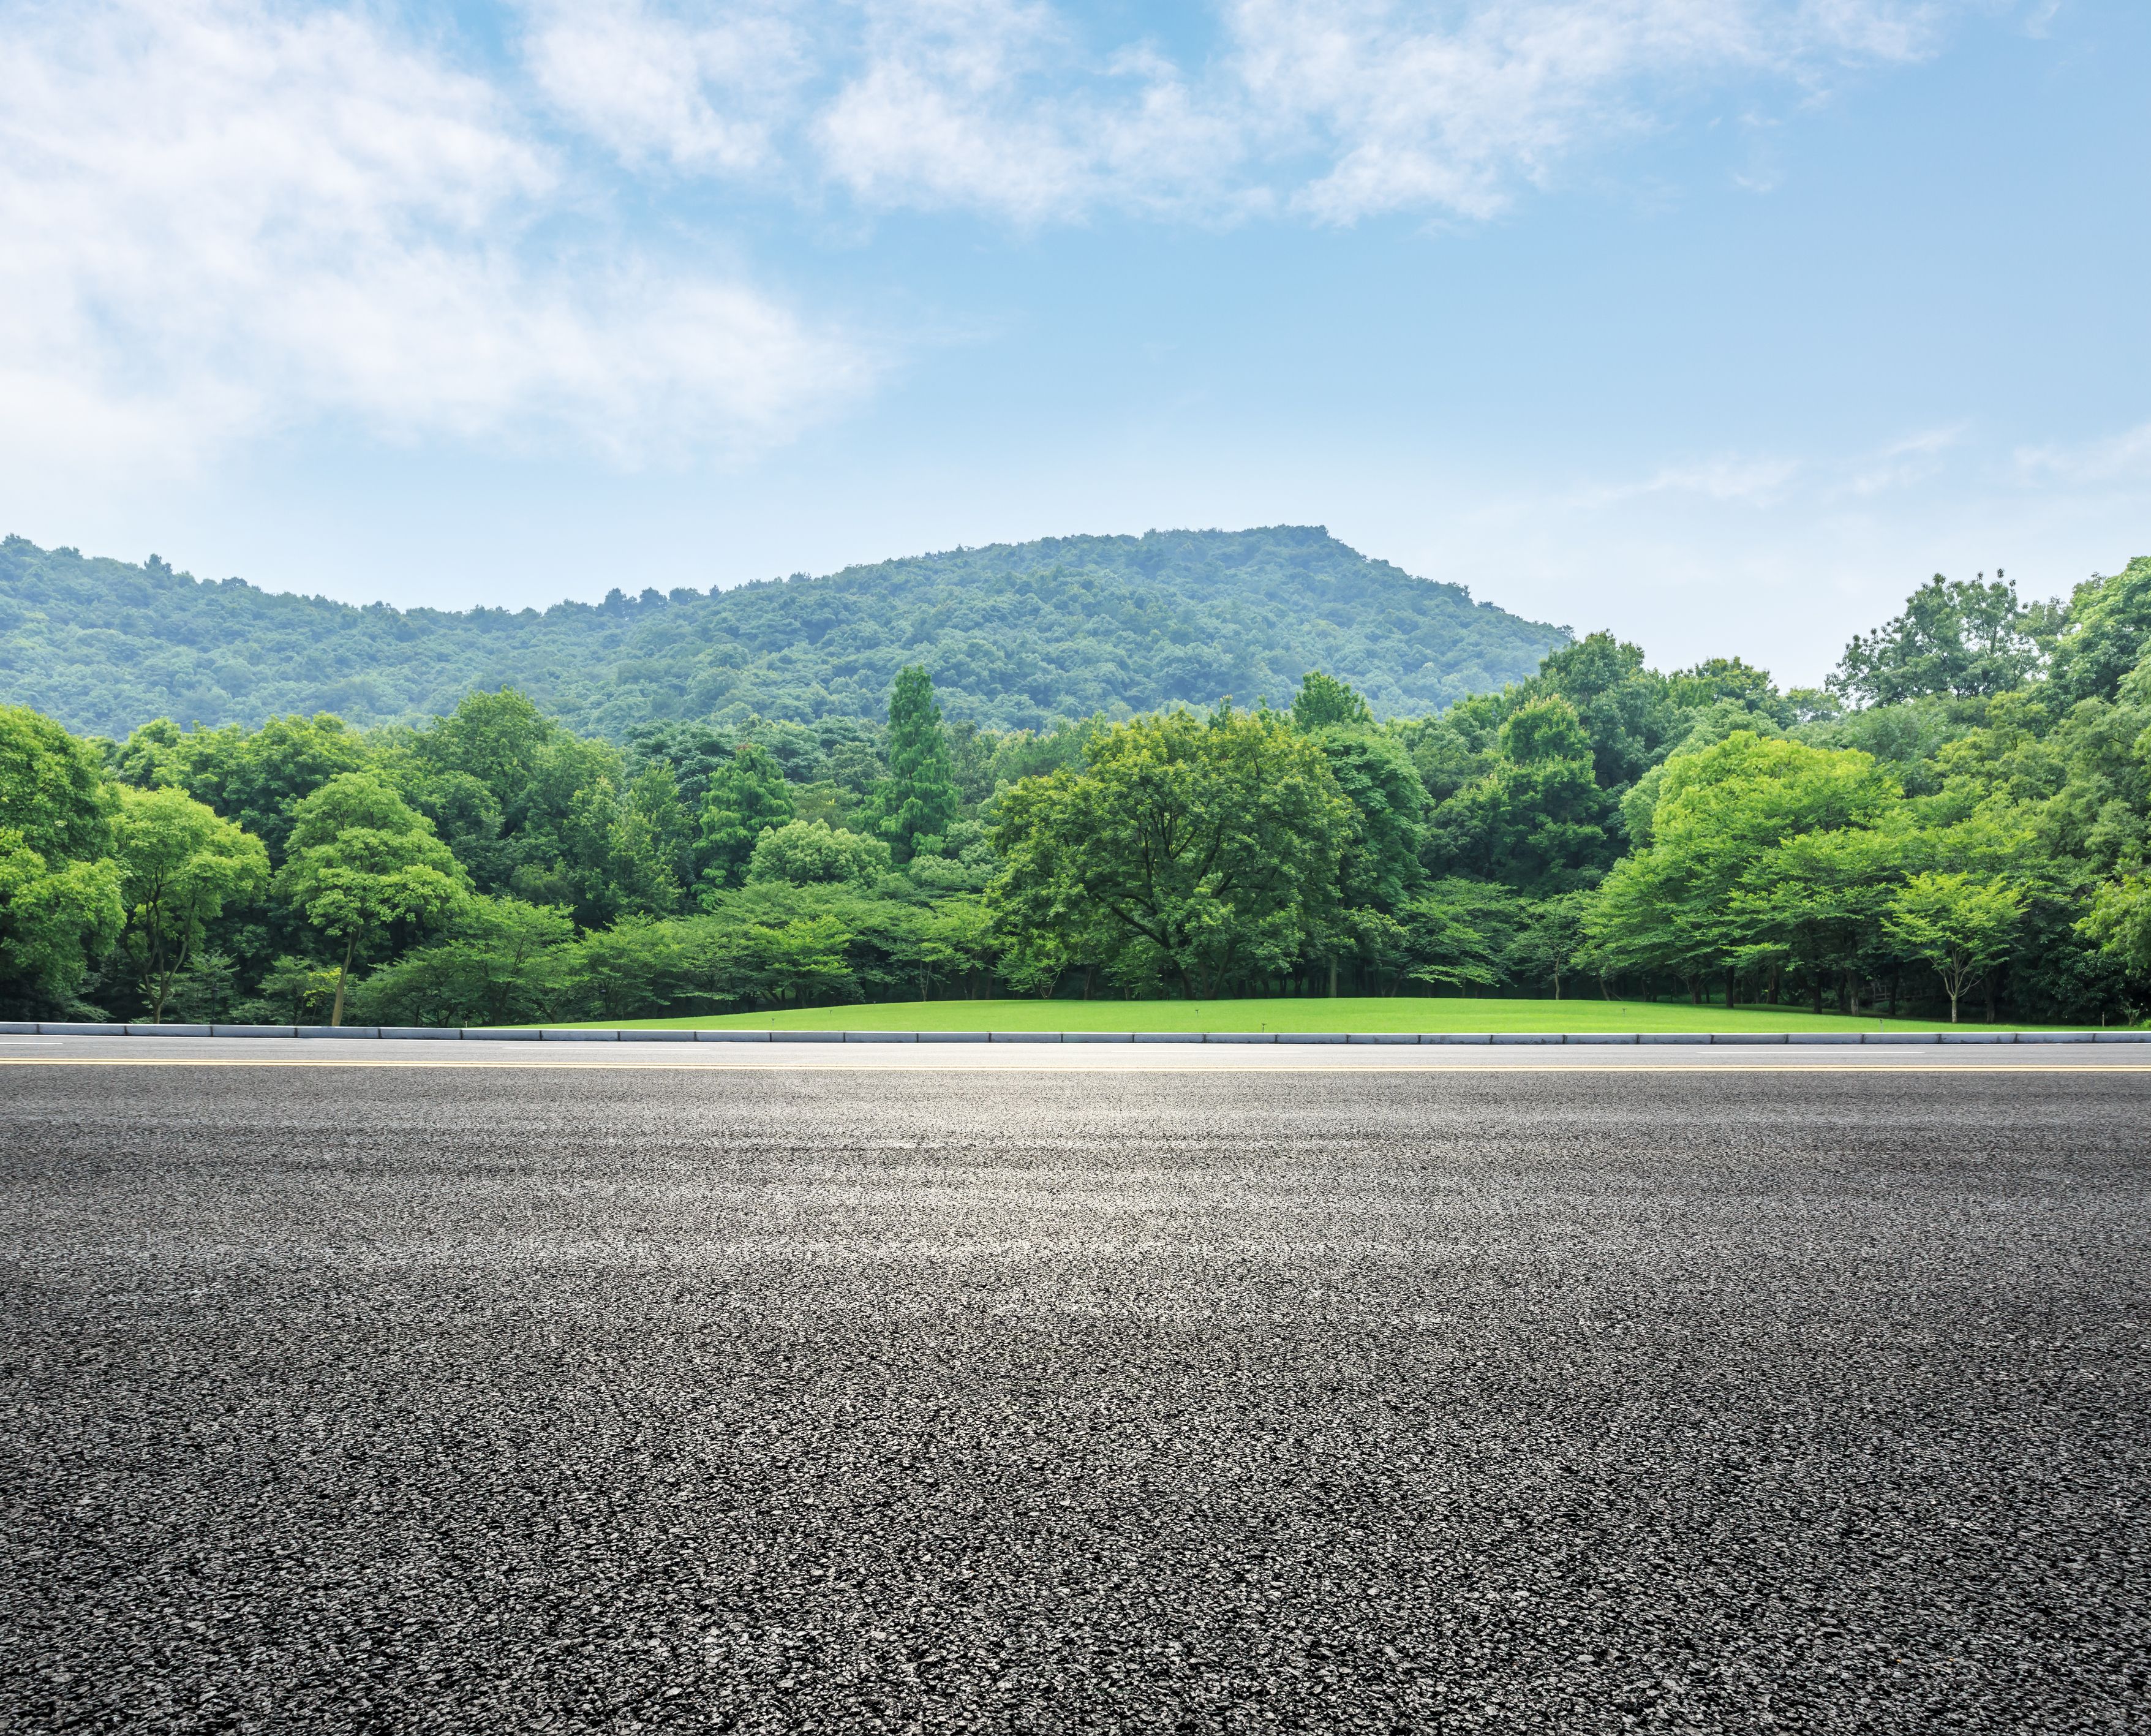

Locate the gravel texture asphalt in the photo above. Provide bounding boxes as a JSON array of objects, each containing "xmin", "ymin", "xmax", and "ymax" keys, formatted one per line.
[{"xmin": 3, "ymin": 1065, "xmax": 2147, "ymax": 1735}]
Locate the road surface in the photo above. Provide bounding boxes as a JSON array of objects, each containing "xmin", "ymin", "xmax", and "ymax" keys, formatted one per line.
[{"xmin": 4, "ymin": 1059, "xmax": 2145, "ymax": 1731}]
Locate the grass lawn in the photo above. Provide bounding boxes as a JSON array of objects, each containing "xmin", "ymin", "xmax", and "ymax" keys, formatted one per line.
[{"xmin": 544, "ymin": 997, "xmax": 2081, "ymax": 1035}]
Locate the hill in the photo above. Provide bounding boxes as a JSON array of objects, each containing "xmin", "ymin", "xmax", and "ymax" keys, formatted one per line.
[{"xmin": 0, "ymin": 526, "xmax": 1567, "ymax": 738}]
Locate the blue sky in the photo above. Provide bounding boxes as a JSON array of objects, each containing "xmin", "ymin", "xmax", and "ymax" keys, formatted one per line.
[{"xmin": 2, "ymin": 0, "xmax": 2145, "ymax": 685}]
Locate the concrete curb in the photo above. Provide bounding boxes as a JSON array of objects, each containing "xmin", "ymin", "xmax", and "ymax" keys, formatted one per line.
[{"xmin": 9, "ymin": 1023, "xmax": 2148, "ymax": 1044}]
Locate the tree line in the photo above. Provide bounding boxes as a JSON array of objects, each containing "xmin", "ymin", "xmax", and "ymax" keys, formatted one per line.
[{"xmin": 2, "ymin": 556, "xmax": 2146, "ymax": 1026}]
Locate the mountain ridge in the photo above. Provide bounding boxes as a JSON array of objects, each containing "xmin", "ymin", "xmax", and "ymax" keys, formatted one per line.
[{"xmin": 0, "ymin": 525, "xmax": 1568, "ymax": 738}]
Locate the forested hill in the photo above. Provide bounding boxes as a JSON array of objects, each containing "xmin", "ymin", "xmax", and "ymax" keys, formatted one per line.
[{"xmin": 0, "ymin": 527, "xmax": 1565, "ymax": 739}]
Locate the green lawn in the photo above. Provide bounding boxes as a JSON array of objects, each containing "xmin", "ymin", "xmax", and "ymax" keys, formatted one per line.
[{"xmin": 543, "ymin": 997, "xmax": 2084, "ymax": 1035}]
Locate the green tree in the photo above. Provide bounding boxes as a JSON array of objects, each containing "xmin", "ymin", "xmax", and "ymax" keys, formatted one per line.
[
  {"xmin": 1428, "ymin": 696, "xmax": 1609, "ymax": 893},
  {"xmin": 1399, "ymin": 880, "xmax": 1518, "ymax": 993},
  {"xmin": 2048, "ymin": 556, "xmax": 2151, "ymax": 706},
  {"xmin": 745, "ymin": 820, "xmax": 892, "ymax": 889},
  {"xmin": 871, "ymin": 666, "xmax": 961, "ymax": 862},
  {"xmin": 1830, "ymin": 575, "xmax": 2044, "ymax": 706},
  {"xmin": 0, "ymin": 704, "xmax": 123, "ymax": 1014},
  {"xmin": 246, "ymin": 956, "xmax": 342, "ymax": 1025},
  {"xmin": 119, "ymin": 712, "xmax": 371, "ymax": 862},
  {"xmin": 112, "ymin": 786, "xmax": 269, "ymax": 1022},
  {"xmin": 1887, "ymin": 872, "xmax": 2024, "ymax": 1023},
  {"xmin": 277, "ymin": 773, "xmax": 471, "ymax": 1025},
  {"xmin": 1529, "ymin": 632, "xmax": 1688, "ymax": 793},
  {"xmin": 352, "ymin": 897, "xmax": 576, "ymax": 1028},
  {"xmin": 1733, "ymin": 825, "xmax": 1916, "ymax": 1014},
  {"xmin": 1296, "ymin": 674, "xmax": 1425, "ymax": 991},
  {"xmin": 1291, "ymin": 670, "xmax": 1374, "ymax": 731},
  {"xmin": 1510, "ymin": 891, "xmax": 1592, "ymax": 999},
  {"xmin": 2081, "ymin": 875, "xmax": 2151, "ymax": 981},
  {"xmin": 696, "ymin": 744, "xmax": 796, "ymax": 888},
  {"xmin": 1589, "ymin": 732, "xmax": 1900, "ymax": 1002},
  {"xmin": 992, "ymin": 706, "xmax": 1354, "ymax": 998}
]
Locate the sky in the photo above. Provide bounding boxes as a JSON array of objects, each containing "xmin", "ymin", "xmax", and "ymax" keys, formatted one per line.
[{"xmin": 1, "ymin": 0, "xmax": 2145, "ymax": 687}]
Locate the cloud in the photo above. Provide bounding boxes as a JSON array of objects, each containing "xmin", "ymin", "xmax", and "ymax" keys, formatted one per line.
[
  {"xmin": 2015, "ymin": 421, "xmax": 2151, "ymax": 487},
  {"xmin": 1569, "ymin": 453, "xmax": 1804, "ymax": 510},
  {"xmin": 521, "ymin": 0, "xmax": 808, "ymax": 175},
  {"xmin": 1227, "ymin": 0, "xmax": 1956, "ymax": 222},
  {"xmin": 1836, "ymin": 423, "xmax": 1965, "ymax": 497},
  {"xmin": 0, "ymin": 0, "xmax": 870, "ymax": 469},
  {"xmin": 0, "ymin": 0, "xmax": 1986, "ymax": 474},
  {"xmin": 521, "ymin": 0, "xmax": 1967, "ymax": 226},
  {"xmin": 812, "ymin": 2, "xmax": 1234, "ymax": 221}
]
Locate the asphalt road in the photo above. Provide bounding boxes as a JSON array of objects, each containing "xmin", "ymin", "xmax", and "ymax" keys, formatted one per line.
[{"xmin": 4, "ymin": 1065, "xmax": 2147, "ymax": 1734}]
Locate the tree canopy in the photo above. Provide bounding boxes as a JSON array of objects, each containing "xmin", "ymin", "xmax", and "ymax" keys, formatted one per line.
[
  {"xmin": 0, "ymin": 528, "xmax": 1566, "ymax": 739},
  {"xmin": 1, "ymin": 550, "xmax": 2147, "ymax": 1029}
]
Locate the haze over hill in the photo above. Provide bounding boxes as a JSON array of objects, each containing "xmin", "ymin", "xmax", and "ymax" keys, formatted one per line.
[{"xmin": 0, "ymin": 527, "xmax": 1565, "ymax": 738}]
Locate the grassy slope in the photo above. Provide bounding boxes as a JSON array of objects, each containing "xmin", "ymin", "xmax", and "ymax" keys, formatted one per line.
[{"xmin": 549, "ymin": 997, "xmax": 2066, "ymax": 1034}]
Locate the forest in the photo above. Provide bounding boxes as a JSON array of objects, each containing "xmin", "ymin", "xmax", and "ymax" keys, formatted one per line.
[
  {"xmin": 1, "ymin": 556, "xmax": 2146, "ymax": 1028},
  {"xmin": 0, "ymin": 527, "xmax": 1564, "ymax": 738}
]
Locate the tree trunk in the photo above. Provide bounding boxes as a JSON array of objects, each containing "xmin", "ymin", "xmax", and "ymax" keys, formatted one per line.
[
  {"xmin": 1810, "ymin": 973, "xmax": 1823, "ymax": 1016},
  {"xmin": 1768, "ymin": 963, "xmax": 1780, "ymax": 1005},
  {"xmin": 1327, "ymin": 959, "xmax": 1338, "ymax": 998},
  {"xmin": 330, "ymin": 936, "xmax": 355, "ymax": 1028},
  {"xmin": 1724, "ymin": 967, "xmax": 1737, "ymax": 1011},
  {"xmin": 1948, "ymin": 987, "xmax": 1959, "ymax": 1024},
  {"xmin": 1984, "ymin": 976, "xmax": 1997, "ymax": 1023},
  {"xmin": 1689, "ymin": 975, "xmax": 1701, "ymax": 1006}
]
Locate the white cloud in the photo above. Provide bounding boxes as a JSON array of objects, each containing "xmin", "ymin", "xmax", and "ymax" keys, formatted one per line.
[
  {"xmin": 811, "ymin": 0, "xmax": 1246, "ymax": 222},
  {"xmin": 1227, "ymin": 0, "xmax": 1956, "ymax": 222},
  {"xmin": 518, "ymin": 0, "xmax": 1967, "ymax": 226},
  {"xmin": 1561, "ymin": 423, "xmax": 1997, "ymax": 516},
  {"xmin": 1835, "ymin": 423, "xmax": 1965, "ymax": 496},
  {"xmin": 0, "ymin": 0, "xmax": 1988, "ymax": 476},
  {"xmin": 521, "ymin": 0, "xmax": 807, "ymax": 174},
  {"xmin": 1569, "ymin": 453, "xmax": 1804, "ymax": 510},
  {"xmin": 0, "ymin": 0, "xmax": 869, "ymax": 469},
  {"xmin": 2015, "ymin": 421, "xmax": 2151, "ymax": 486}
]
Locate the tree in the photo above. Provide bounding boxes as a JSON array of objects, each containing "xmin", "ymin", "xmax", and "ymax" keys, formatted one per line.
[
  {"xmin": 1399, "ymin": 880, "xmax": 1517, "ymax": 994},
  {"xmin": 1588, "ymin": 732, "xmax": 1901, "ymax": 1002},
  {"xmin": 746, "ymin": 820, "xmax": 892, "ymax": 889},
  {"xmin": 112, "ymin": 787, "xmax": 269, "ymax": 1022},
  {"xmin": 1887, "ymin": 872, "xmax": 2022, "ymax": 1022},
  {"xmin": 991, "ymin": 706, "xmax": 1354, "ymax": 999},
  {"xmin": 678, "ymin": 905, "xmax": 861, "ymax": 1011},
  {"xmin": 352, "ymin": 897, "xmax": 576, "ymax": 1028},
  {"xmin": 1428, "ymin": 696, "xmax": 1609, "ymax": 893},
  {"xmin": 696, "ymin": 744, "xmax": 796, "ymax": 888},
  {"xmin": 2047, "ymin": 556, "xmax": 2151, "ymax": 706},
  {"xmin": 119, "ymin": 712, "xmax": 371, "ymax": 862},
  {"xmin": 1528, "ymin": 632, "xmax": 1688, "ymax": 793},
  {"xmin": 1510, "ymin": 891, "xmax": 1592, "ymax": 999},
  {"xmin": 1292, "ymin": 670, "xmax": 1374, "ymax": 731},
  {"xmin": 2081, "ymin": 875, "xmax": 2151, "ymax": 981},
  {"xmin": 1298, "ymin": 676, "xmax": 1425, "ymax": 991},
  {"xmin": 1829, "ymin": 575, "xmax": 2043, "ymax": 707},
  {"xmin": 277, "ymin": 774, "xmax": 471, "ymax": 1025},
  {"xmin": 0, "ymin": 704, "xmax": 123, "ymax": 1014},
  {"xmin": 1734, "ymin": 825, "xmax": 1916, "ymax": 1014},
  {"xmin": 872, "ymin": 666, "xmax": 960, "ymax": 862}
]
